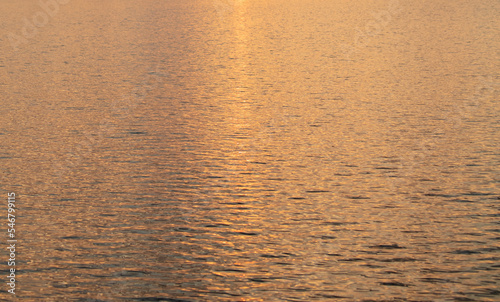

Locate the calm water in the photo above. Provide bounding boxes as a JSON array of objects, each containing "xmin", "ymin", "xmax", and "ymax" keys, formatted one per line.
[{"xmin": 1, "ymin": 0, "xmax": 499, "ymax": 301}]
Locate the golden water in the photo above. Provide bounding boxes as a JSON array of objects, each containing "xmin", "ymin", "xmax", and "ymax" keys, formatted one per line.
[{"xmin": 0, "ymin": 0, "xmax": 498, "ymax": 300}]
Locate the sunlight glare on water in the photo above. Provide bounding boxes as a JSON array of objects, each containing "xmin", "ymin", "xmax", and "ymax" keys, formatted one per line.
[{"xmin": 0, "ymin": 0, "xmax": 498, "ymax": 301}]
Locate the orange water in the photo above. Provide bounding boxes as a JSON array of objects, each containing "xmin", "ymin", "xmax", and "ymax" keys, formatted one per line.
[{"xmin": 0, "ymin": 0, "xmax": 498, "ymax": 300}]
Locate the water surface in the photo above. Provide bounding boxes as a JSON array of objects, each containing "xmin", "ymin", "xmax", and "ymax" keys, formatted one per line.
[{"xmin": 0, "ymin": 0, "xmax": 499, "ymax": 301}]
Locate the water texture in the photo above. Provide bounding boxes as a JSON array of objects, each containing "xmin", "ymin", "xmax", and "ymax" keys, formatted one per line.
[{"xmin": 0, "ymin": 0, "xmax": 498, "ymax": 301}]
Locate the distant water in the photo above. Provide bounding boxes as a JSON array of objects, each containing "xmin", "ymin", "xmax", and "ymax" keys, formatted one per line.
[{"xmin": 1, "ymin": 0, "xmax": 499, "ymax": 301}]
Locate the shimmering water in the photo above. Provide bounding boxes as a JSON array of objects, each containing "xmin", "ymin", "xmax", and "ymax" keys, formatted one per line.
[{"xmin": 1, "ymin": 0, "xmax": 499, "ymax": 301}]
